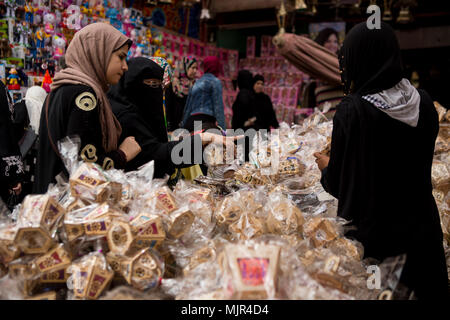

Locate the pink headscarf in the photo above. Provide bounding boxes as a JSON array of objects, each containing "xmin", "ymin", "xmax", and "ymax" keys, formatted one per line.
[
  {"xmin": 51, "ymin": 23, "xmax": 130, "ymax": 152},
  {"xmin": 203, "ymin": 56, "xmax": 221, "ymax": 77}
]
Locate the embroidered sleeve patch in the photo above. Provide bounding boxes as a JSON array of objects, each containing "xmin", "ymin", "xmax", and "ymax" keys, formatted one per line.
[
  {"xmin": 75, "ymin": 92, "xmax": 97, "ymax": 111},
  {"xmin": 102, "ymin": 157, "xmax": 114, "ymax": 170},
  {"xmin": 80, "ymin": 144, "xmax": 98, "ymax": 163},
  {"xmin": 2, "ymin": 156, "xmax": 24, "ymax": 177}
]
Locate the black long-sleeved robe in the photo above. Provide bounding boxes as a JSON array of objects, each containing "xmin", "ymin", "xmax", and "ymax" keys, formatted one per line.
[
  {"xmin": 253, "ymin": 92, "xmax": 279, "ymax": 130},
  {"xmin": 321, "ymin": 91, "xmax": 448, "ymax": 299},
  {"xmin": 232, "ymin": 70, "xmax": 255, "ymax": 131},
  {"xmin": 34, "ymin": 84, "xmax": 126, "ymax": 194},
  {"xmin": 109, "ymin": 91, "xmax": 201, "ymax": 178},
  {"xmin": 0, "ymin": 81, "xmax": 24, "ymax": 203}
]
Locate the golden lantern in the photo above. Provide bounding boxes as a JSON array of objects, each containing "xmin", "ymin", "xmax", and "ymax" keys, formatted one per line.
[
  {"xmin": 295, "ymin": 0, "xmax": 307, "ymax": 10},
  {"xmin": 382, "ymin": 0, "xmax": 393, "ymax": 21},
  {"xmin": 276, "ymin": 1, "xmax": 287, "ymax": 35}
]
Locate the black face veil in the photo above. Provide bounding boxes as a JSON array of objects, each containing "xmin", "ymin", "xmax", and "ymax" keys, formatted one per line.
[
  {"xmin": 339, "ymin": 21, "xmax": 404, "ymax": 96},
  {"xmin": 121, "ymin": 57, "xmax": 164, "ymax": 112},
  {"xmin": 109, "ymin": 57, "xmax": 166, "ymax": 137}
]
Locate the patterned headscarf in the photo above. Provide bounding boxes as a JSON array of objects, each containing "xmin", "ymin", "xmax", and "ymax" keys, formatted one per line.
[
  {"xmin": 149, "ymin": 57, "xmax": 173, "ymax": 88},
  {"xmin": 183, "ymin": 56, "xmax": 197, "ymax": 76},
  {"xmin": 173, "ymin": 56, "xmax": 197, "ymax": 98},
  {"xmin": 148, "ymin": 57, "xmax": 174, "ymax": 131}
]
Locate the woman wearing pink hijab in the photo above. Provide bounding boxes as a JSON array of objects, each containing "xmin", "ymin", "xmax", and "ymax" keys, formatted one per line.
[
  {"xmin": 181, "ymin": 56, "xmax": 226, "ymax": 132},
  {"xmin": 34, "ymin": 23, "xmax": 142, "ymax": 193}
]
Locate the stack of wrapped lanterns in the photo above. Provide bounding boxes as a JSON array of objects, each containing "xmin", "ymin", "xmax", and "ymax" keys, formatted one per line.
[
  {"xmin": 432, "ymin": 102, "xmax": 450, "ymax": 279},
  {"xmin": 0, "ymin": 108, "xmax": 448, "ymax": 300}
]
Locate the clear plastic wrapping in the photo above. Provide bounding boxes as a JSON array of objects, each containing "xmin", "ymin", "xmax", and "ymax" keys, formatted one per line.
[
  {"xmin": 431, "ymin": 160, "xmax": 450, "ymax": 193},
  {"xmin": 100, "ymin": 285, "xmax": 170, "ymax": 300},
  {"xmin": 14, "ymin": 194, "xmax": 65, "ymax": 255},
  {"xmin": 264, "ymin": 189, "xmax": 305, "ymax": 237},
  {"xmin": 0, "ymin": 274, "xmax": 27, "ymax": 299},
  {"xmin": 69, "ymin": 162, "xmax": 122, "ymax": 204},
  {"xmin": 106, "ymin": 248, "xmax": 164, "ymax": 292},
  {"xmin": 66, "ymin": 251, "xmax": 114, "ymax": 300},
  {"xmin": 214, "ymin": 189, "xmax": 267, "ymax": 241},
  {"xmin": 0, "ymin": 222, "xmax": 20, "ymax": 265},
  {"xmin": 303, "ymin": 217, "xmax": 342, "ymax": 248},
  {"xmin": 435, "ymin": 101, "xmax": 447, "ymax": 123},
  {"xmin": 1, "ymin": 113, "xmax": 439, "ymax": 300},
  {"xmin": 219, "ymin": 242, "xmax": 281, "ymax": 299}
]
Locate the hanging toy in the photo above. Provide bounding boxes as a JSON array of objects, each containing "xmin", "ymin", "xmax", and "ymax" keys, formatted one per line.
[
  {"xmin": 52, "ymin": 34, "xmax": 66, "ymax": 60},
  {"xmin": 122, "ymin": 8, "xmax": 132, "ymax": 36},
  {"xmin": 44, "ymin": 12, "xmax": 56, "ymax": 35},
  {"xmin": 34, "ymin": 8, "xmax": 43, "ymax": 25},
  {"xmin": 5, "ymin": 0, "xmax": 15, "ymax": 18},
  {"xmin": 92, "ymin": 0, "xmax": 105, "ymax": 19},
  {"xmin": 41, "ymin": 70, "xmax": 53, "ymax": 93},
  {"xmin": 134, "ymin": 44, "xmax": 145, "ymax": 58},
  {"xmin": 55, "ymin": 10, "xmax": 62, "ymax": 28},
  {"xmin": 24, "ymin": 1, "xmax": 36, "ymax": 24},
  {"xmin": 7, "ymin": 68, "xmax": 21, "ymax": 90},
  {"xmin": 36, "ymin": 27, "xmax": 49, "ymax": 49},
  {"xmin": 53, "ymin": 0, "xmax": 65, "ymax": 10}
]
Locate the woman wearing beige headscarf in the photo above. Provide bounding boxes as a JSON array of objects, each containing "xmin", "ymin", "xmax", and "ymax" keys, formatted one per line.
[{"xmin": 34, "ymin": 23, "xmax": 142, "ymax": 194}]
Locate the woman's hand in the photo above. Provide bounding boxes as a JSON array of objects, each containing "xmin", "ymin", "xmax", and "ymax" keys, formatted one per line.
[
  {"xmin": 11, "ymin": 183, "xmax": 22, "ymax": 196},
  {"xmin": 244, "ymin": 117, "xmax": 257, "ymax": 127},
  {"xmin": 119, "ymin": 136, "xmax": 142, "ymax": 162},
  {"xmin": 200, "ymin": 132, "xmax": 244, "ymax": 149},
  {"xmin": 313, "ymin": 152, "xmax": 330, "ymax": 171}
]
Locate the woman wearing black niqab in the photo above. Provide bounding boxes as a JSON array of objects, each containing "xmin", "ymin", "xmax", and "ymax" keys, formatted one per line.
[
  {"xmin": 252, "ymin": 74, "xmax": 279, "ymax": 130},
  {"xmin": 109, "ymin": 57, "xmax": 167, "ymax": 141},
  {"xmin": 315, "ymin": 22, "xmax": 448, "ymax": 299},
  {"xmin": 108, "ymin": 57, "xmax": 176, "ymax": 176},
  {"xmin": 232, "ymin": 70, "xmax": 256, "ymax": 130},
  {"xmin": 108, "ymin": 58, "xmax": 240, "ymax": 178}
]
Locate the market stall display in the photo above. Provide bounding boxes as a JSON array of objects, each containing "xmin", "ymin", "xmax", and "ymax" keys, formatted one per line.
[
  {"xmin": 1, "ymin": 1, "xmax": 239, "ymax": 128},
  {"xmin": 2, "ymin": 107, "xmax": 438, "ymax": 300}
]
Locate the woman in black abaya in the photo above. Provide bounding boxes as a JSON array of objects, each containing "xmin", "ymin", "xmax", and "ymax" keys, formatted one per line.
[
  {"xmin": 108, "ymin": 57, "xmax": 171, "ymax": 177},
  {"xmin": 232, "ymin": 70, "xmax": 256, "ymax": 130},
  {"xmin": 314, "ymin": 22, "xmax": 448, "ymax": 299},
  {"xmin": 252, "ymin": 74, "xmax": 279, "ymax": 130},
  {"xmin": 0, "ymin": 80, "xmax": 23, "ymax": 209},
  {"xmin": 108, "ymin": 57, "xmax": 240, "ymax": 178}
]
